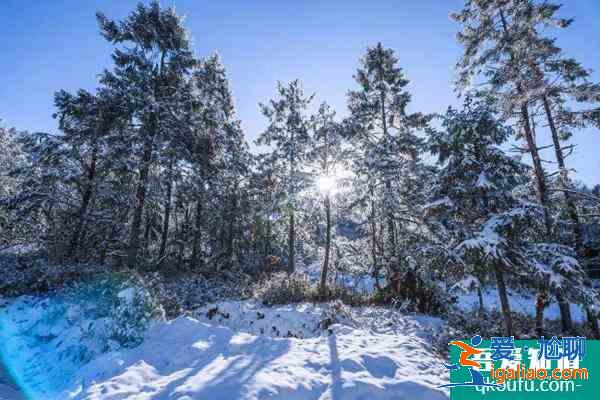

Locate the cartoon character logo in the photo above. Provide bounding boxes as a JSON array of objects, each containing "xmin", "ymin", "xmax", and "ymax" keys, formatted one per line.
[{"xmin": 437, "ymin": 335, "xmax": 501, "ymax": 388}]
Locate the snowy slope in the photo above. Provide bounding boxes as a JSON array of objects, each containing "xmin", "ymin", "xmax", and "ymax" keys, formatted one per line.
[
  {"xmin": 0, "ymin": 277, "xmax": 161, "ymax": 400},
  {"xmin": 73, "ymin": 313, "xmax": 449, "ymax": 400},
  {"xmin": 1, "ymin": 277, "xmax": 450, "ymax": 400},
  {"xmin": 193, "ymin": 300, "xmax": 444, "ymax": 339}
]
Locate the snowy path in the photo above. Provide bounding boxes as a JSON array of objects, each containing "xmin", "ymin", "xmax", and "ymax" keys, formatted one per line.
[{"xmin": 74, "ymin": 316, "xmax": 448, "ymax": 400}]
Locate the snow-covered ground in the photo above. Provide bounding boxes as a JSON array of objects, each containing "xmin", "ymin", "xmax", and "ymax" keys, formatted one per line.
[
  {"xmin": 0, "ymin": 277, "xmax": 160, "ymax": 400},
  {"xmin": 74, "ymin": 309, "xmax": 448, "ymax": 399},
  {"xmin": 1, "ymin": 283, "xmax": 449, "ymax": 400},
  {"xmin": 3, "ymin": 254, "xmax": 596, "ymax": 400},
  {"xmin": 456, "ymin": 287, "xmax": 587, "ymax": 323}
]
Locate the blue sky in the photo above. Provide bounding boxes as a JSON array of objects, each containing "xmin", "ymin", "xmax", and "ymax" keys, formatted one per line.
[{"xmin": 1, "ymin": 0, "xmax": 599, "ymax": 184}]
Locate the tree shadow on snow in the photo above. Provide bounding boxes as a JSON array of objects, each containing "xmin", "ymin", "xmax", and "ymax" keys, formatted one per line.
[
  {"xmin": 328, "ymin": 333, "xmax": 343, "ymax": 400},
  {"xmin": 159, "ymin": 333, "xmax": 291, "ymax": 399}
]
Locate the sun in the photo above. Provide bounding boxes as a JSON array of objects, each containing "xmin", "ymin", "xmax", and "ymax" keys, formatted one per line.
[{"xmin": 316, "ymin": 175, "xmax": 337, "ymax": 195}]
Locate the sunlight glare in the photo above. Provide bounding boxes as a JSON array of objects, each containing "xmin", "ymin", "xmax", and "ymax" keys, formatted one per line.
[{"xmin": 316, "ymin": 175, "xmax": 337, "ymax": 194}]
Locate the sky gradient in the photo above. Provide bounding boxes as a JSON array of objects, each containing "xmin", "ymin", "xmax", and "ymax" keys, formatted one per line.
[{"xmin": 1, "ymin": 0, "xmax": 599, "ymax": 184}]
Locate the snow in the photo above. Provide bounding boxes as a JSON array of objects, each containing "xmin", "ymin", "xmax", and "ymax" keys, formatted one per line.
[
  {"xmin": 117, "ymin": 288, "xmax": 136, "ymax": 304},
  {"xmin": 1, "ymin": 287, "xmax": 450, "ymax": 400},
  {"xmin": 456, "ymin": 287, "xmax": 587, "ymax": 323},
  {"xmin": 423, "ymin": 196, "xmax": 454, "ymax": 210},
  {"xmin": 0, "ymin": 244, "xmax": 38, "ymax": 255},
  {"xmin": 475, "ymin": 172, "xmax": 493, "ymax": 189},
  {"xmin": 193, "ymin": 300, "xmax": 445, "ymax": 340},
  {"xmin": 0, "ymin": 277, "xmax": 160, "ymax": 399},
  {"xmin": 73, "ymin": 311, "xmax": 449, "ymax": 400},
  {"xmin": 451, "ymin": 275, "xmax": 479, "ymax": 292}
]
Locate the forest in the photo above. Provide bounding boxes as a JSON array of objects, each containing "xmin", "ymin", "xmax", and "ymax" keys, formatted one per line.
[{"xmin": 1, "ymin": 1, "xmax": 600, "ymax": 399}]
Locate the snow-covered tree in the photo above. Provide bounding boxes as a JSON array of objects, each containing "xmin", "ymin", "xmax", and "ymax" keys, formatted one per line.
[
  {"xmin": 427, "ymin": 98, "xmax": 529, "ymax": 335},
  {"xmin": 257, "ymin": 80, "xmax": 314, "ymax": 273},
  {"xmin": 451, "ymin": 0, "xmax": 582, "ymax": 333},
  {"xmin": 491, "ymin": 0, "xmax": 600, "ymax": 261},
  {"xmin": 52, "ymin": 88, "xmax": 128, "ymax": 260},
  {"xmin": 97, "ymin": 1, "xmax": 197, "ymax": 268},
  {"xmin": 0, "ymin": 121, "xmax": 27, "ymax": 248},
  {"xmin": 427, "ymin": 97, "xmax": 596, "ymax": 335},
  {"xmin": 346, "ymin": 43, "xmax": 429, "ymax": 285},
  {"xmin": 308, "ymin": 103, "xmax": 348, "ymax": 293}
]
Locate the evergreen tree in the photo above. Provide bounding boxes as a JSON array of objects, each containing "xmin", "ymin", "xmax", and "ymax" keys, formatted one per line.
[
  {"xmin": 0, "ymin": 121, "xmax": 27, "ymax": 248},
  {"xmin": 97, "ymin": 1, "xmax": 197, "ymax": 268},
  {"xmin": 346, "ymin": 43, "xmax": 428, "ymax": 284},
  {"xmin": 53, "ymin": 89, "xmax": 124, "ymax": 260},
  {"xmin": 309, "ymin": 103, "xmax": 348, "ymax": 293},
  {"xmin": 427, "ymin": 98, "xmax": 529, "ymax": 335},
  {"xmin": 452, "ymin": 0, "xmax": 578, "ymax": 332},
  {"xmin": 257, "ymin": 80, "xmax": 313, "ymax": 273}
]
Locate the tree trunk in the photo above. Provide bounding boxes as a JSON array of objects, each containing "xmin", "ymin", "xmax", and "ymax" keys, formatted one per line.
[
  {"xmin": 320, "ymin": 194, "xmax": 332, "ymax": 294},
  {"xmin": 494, "ymin": 263, "xmax": 514, "ymax": 336},
  {"xmin": 520, "ymin": 105, "xmax": 552, "ymax": 235},
  {"xmin": 177, "ymin": 209, "xmax": 186, "ymax": 266},
  {"xmin": 535, "ymin": 290, "xmax": 547, "ymax": 336},
  {"xmin": 543, "ymin": 96, "xmax": 584, "ymax": 252},
  {"xmin": 158, "ymin": 159, "xmax": 174, "ymax": 259},
  {"xmin": 543, "ymin": 95, "xmax": 583, "ymax": 333},
  {"xmin": 67, "ymin": 146, "xmax": 98, "ymax": 260},
  {"xmin": 158, "ymin": 174, "xmax": 173, "ymax": 259},
  {"xmin": 265, "ymin": 214, "xmax": 272, "ymax": 257},
  {"xmin": 143, "ymin": 209, "xmax": 152, "ymax": 256},
  {"xmin": 191, "ymin": 197, "xmax": 203, "ymax": 268},
  {"xmin": 127, "ymin": 134, "xmax": 154, "ymax": 268},
  {"xmin": 288, "ymin": 209, "xmax": 295, "ymax": 273},
  {"xmin": 369, "ymin": 185, "xmax": 381, "ymax": 291},
  {"xmin": 385, "ymin": 180, "xmax": 396, "ymax": 262},
  {"xmin": 477, "ymin": 286, "xmax": 485, "ymax": 316},
  {"xmin": 556, "ymin": 291, "xmax": 573, "ymax": 333},
  {"xmin": 586, "ymin": 308, "xmax": 600, "ymax": 339},
  {"xmin": 225, "ymin": 182, "xmax": 238, "ymax": 266}
]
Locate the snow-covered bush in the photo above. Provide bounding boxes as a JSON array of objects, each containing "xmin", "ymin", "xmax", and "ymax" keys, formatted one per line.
[
  {"xmin": 0, "ymin": 273, "xmax": 163, "ymax": 398},
  {"xmin": 253, "ymin": 272, "xmax": 316, "ymax": 305}
]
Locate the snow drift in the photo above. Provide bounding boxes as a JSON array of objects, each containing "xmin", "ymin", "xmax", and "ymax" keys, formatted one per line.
[{"xmin": 74, "ymin": 315, "xmax": 448, "ymax": 399}]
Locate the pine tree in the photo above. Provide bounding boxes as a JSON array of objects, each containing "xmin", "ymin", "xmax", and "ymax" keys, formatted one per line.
[
  {"xmin": 497, "ymin": 1, "xmax": 600, "ymax": 260},
  {"xmin": 0, "ymin": 122, "xmax": 22, "ymax": 199},
  {"xmin": 53, "ymin": 89, "xmax": 124, "ymax": 260},
  {"xmin": 0, "ymin": 121, "xmax": 26, "ymax": 248},
  {"xmin": 452, "ymin": 0, "xmax": 579, "ymax": 333},
  {"xmin": 97, "ymin": 1, "xmax": 197, "ymax": 268},
  {"xmin": 427, "ymin": 97, "xmax": 530, "ymax": 335},
  {"xmin": 251, "ymin": 152, "xmax": 285, "ymax": 270},
  {"xmin": 257, "ymin": 80, "xmax": 313, "ymax": 273},
  {"xmin": 347, "ymin": 43, "xmax": 428, "ymax": 283},
  {"xmin": 452, "ymin": 0, "xmax": 552, "ymax": 233},
  {"xmin": 309, "ymin": 103, "xmax": 348, "ymax": 293}
]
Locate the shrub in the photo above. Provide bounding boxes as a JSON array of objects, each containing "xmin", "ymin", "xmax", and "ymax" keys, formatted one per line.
[{"xmin": 253, "ymin": 272, "xmax": 317, "ymax": 305}]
